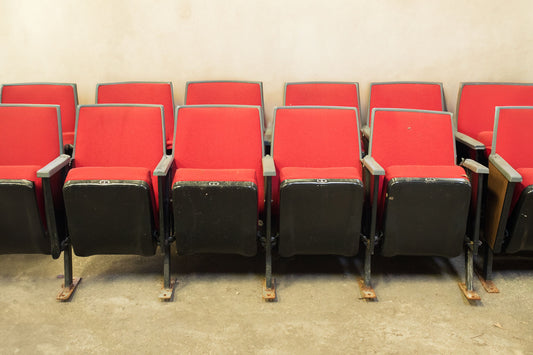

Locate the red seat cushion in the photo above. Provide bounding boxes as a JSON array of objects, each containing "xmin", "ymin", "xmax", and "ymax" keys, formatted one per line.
[
  {"xmin": 280, "ymin": 166, "xmax": 362, "ymax": 182},
  {"xmin": 476, "ymin": 130, "xmax": 493, "ymax": 157},
  {"xmin": 66, "ymin": 166, "xmax": 157, "ymax": 207},
  {"xmin": 173, "ymin": 168, "xmax": 261, "ymax": 211},
  {"xmin": 385, "ymin": 165, "xmax": 468, "ymax": 181}
]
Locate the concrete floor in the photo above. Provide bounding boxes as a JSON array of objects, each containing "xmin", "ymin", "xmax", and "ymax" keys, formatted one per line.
[{"xmin": 0, "ymin": 248, "xmax": 532, "ymax": 354}]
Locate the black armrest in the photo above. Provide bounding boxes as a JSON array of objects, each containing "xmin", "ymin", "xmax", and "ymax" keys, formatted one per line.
[
  {"xmin": 262, "ymin": 155, "xmax": 276, "ymax": 177},
  {"xmin": 362, "ymin": 156, "xmax": 385, "ymax": 176},
  {"xmin": 37, "ymin": 154, "xmax": 71, "ymax": 178},
  {"xmin": 489, "ymin": 154, "xmax": 522, "ymax": 183},
  {"xmin": 461, "ymin": 158, "xmax": 489, "ymax": 175},
  {"xmin": 154, "ymin": 155, "xmax": 173, "ymax": 177},
  {"xmin": 455, "ymin": 132, "xmax": 485, "ymax": 150}
]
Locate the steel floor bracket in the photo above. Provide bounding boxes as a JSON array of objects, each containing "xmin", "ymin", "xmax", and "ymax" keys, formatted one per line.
[
  {"xmin": 57, "ymin": 277, "xmax": 81, "ymax": 302},
  {"xmin": 475, "ymin": 271, "xmax": 500, "ymax": 293},
  {"xmin": 458, "ymin": 282, "xmax": 481, "ymax": 301},
  {"xmin": 262, "ymin": 279, "xmax": 276, "ymax": 301},
  {"xmin": 358, "ymin": 279, "xmax": 377, "ymax": 300},
  {"xmin": 159, "ymin": 279, "xmax": 177, "ymax": 301}
]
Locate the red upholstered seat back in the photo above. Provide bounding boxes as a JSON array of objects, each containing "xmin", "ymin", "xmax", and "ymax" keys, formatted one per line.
[
  {"xmin": 457, "ymin": 83, "xmax": 533, "ymax": 138},
  {"xmin": 273, "ymin": 107, "xmax": 361, "ymax": 171},
  {"xmin": 96, "ymin": 82, "xmax": 174, "ymax": 148},
  {"xmin": 284, "ymin": 82, "xmax": 360, "ymax": 109},
  {"xmin": 185, "ymin": 81, "xmax": 263, "ymax": 106},
  {"xmin": 1, "ymin": 83, "xmax": 77, "ymax": 145},
  {"xmin": 493, "ymin": 107, "xmax": 533, "ymax": 169},
  {"xmin": 368, "ymin": 82, "xmax": 444, "ymax": 126},
  {"xmin": 73, "ymin": 105, "xmax": 164, "ymax": 170},
  {"xmin": 370, "ymin": 109, "xmax": 456, "ymax": 170},
  {"xmin": 174, "ymin": 105, "xmax": 264, "ymax": 201},
  {"xmin": 0, "ymin": 105, "xmax": 61, "ymax": 166}
]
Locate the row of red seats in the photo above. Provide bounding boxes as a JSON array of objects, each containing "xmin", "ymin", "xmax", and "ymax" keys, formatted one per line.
[
  {"xmin": 5, "ymin": 81, "xmax": 533, "ymax": 154},
  {"xmin": 0, "ymin": 81, "xmax": 531, "ymax": 303}
]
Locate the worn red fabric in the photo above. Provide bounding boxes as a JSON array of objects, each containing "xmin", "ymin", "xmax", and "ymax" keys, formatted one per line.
[
  {"xmin": 457, "ymin": 83, "xmax": 533, "ymax": 140},
  {"xmin": 65, "ymin": 166, "xmax": 157, "ymax": 208},
  {"xmin": 97, "ymin": 83, "xmax": 174, "ymax": 149},
  {"xmin": 284, "ymin": 82, "xmax": 359, "ymax": 108},
  {"xmin": 1, "ymin": 84, "xmax": 77, "ymax": 145},
  {"xmin": 173, "ymin": 106, "xmax": 264, "ymax": 211},
  {"xmin": 0, "ymin": 105, "xmax": 60, "ymax": 165},
  {"xmin": 280, "ymin": 166, "xmax": 362, "ymax": 182},
  {"xmin": 368, "ymin": 83, "xmax": 444, "ymax": 126},
  {"xmin": 174, "ymin": 168, "xmax": 257, "ymax": 184},
  {"xmin": 185, "ymin": 81, "xmax": 262, "ymax": 106}
]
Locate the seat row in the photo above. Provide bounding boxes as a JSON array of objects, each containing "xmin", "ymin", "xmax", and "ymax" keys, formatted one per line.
[{"xmin": 1, "ymin": 80, "xmax": 532, "ymax": 303}]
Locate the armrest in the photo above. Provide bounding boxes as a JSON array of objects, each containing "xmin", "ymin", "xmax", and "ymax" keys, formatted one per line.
[
  {"xmin": 361, "ymin": 125, "xmax": 371, "ymax": 140},
  {"xmin": 262, "ymin": 155, "xmax": 276, "ymax": 177},
  {"xmin": 455, "ymin": 132, "xmax": 485, "ymax": 150},
  {"xmin": 461, "ymin": 158, "xmax": 489, "ymax": 175},
  {"xmin": 154, "ymin": 155, "xmax": 173, "ymax": 176},
  {"xmin": 362, "ymin": 156, "xmax": 385, "ymax": 176},
  {"xmin": 37, "ymin": 154, "xmax": 70, "ymax": 178},
  {"xmin": 489, "ymin": 154, "xmax": 522, "ymax": 183}
]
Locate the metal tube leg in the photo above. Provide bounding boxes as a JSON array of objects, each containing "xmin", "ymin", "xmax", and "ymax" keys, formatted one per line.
[
  {"xmin": 263, "ymin": 176, "xmax": 276, "ymax": 300},
  {"xmin": 64, "ymin": 244, "xmax": 73, "ymax": 288},
  {"xmin": 466, "ymin": 244, "xmax": 474, "ymax": 291},
  {"xmin": 164, "ymin": 242, "xmax": 171, "ymax": 289},
  {"xmin": 57, "ymin": 243, "xmax": 81, "ymax": 301},
  {"xmin": 359, "ymin": 174, "xmax": 379, "ymax": 299}
]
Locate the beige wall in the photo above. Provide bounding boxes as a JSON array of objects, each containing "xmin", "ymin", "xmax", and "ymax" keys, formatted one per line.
[{"xmin": 1, "ymin": 0, "xmax": 533, "ymax": 129}]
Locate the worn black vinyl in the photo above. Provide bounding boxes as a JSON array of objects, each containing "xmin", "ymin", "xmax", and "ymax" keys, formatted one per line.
[
  {"xmin": 506, "ymin": 185, "xmax": 533, "ymax": 253},
  {"xmin": 0, "ymin": 180, "xmax": 50, "ymax": 254},
  {"xmin": 63, "ymin": 180, "xmax": 157, "ymax": 256},
  {"xmin": 172, "ymin": 181, "xmax": 258, "ymax": 256},
  {"xmin": 381, "ymin": 178, "xmax": 471, "ymax": 257},
  {"xmin": 279, "ymin": 179, "xmax": 364, "ymax": 257}
]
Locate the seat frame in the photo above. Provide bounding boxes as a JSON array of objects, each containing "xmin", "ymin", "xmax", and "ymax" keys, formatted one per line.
[
  {"xmin": 478, "ymin": 106, "xmax": 533, "ymax": 293},
  {"xmin": 363, "ymin": 108, "xmax": 488, "ymax": 301}
]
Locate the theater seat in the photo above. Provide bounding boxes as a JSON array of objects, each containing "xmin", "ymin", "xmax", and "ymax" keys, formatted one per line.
[
  {"xmin": 96, "ymin": 82, "xmax": 175, "ymax": 151},
  {"xmin": 0, "ymin": 104, "xmax": 67, "ymax": 256},
  {"xmin": 272, "ymin": 106, "xmax": 364, "ymax": 258},
  {"xmin": 0, "ymin": 83, "xmax": 78, "ymax": 154},
  {"xmin": 455, "ymin": 82, "xmax": 533, "ymax": 163},
  {"xmin": 481, "ymin": 106, "xmax": 533, "ymax": 292},
  {"xmin": 365, "ymin": 108, "xmax": 488, "ymax": 300},
  {"xmin": 62, "ymin": 104, "xmax": 171, "ymax": 299},
  {"xmin": 171, "ymin": 105, "xmax": 274, "ymax": 298}
]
